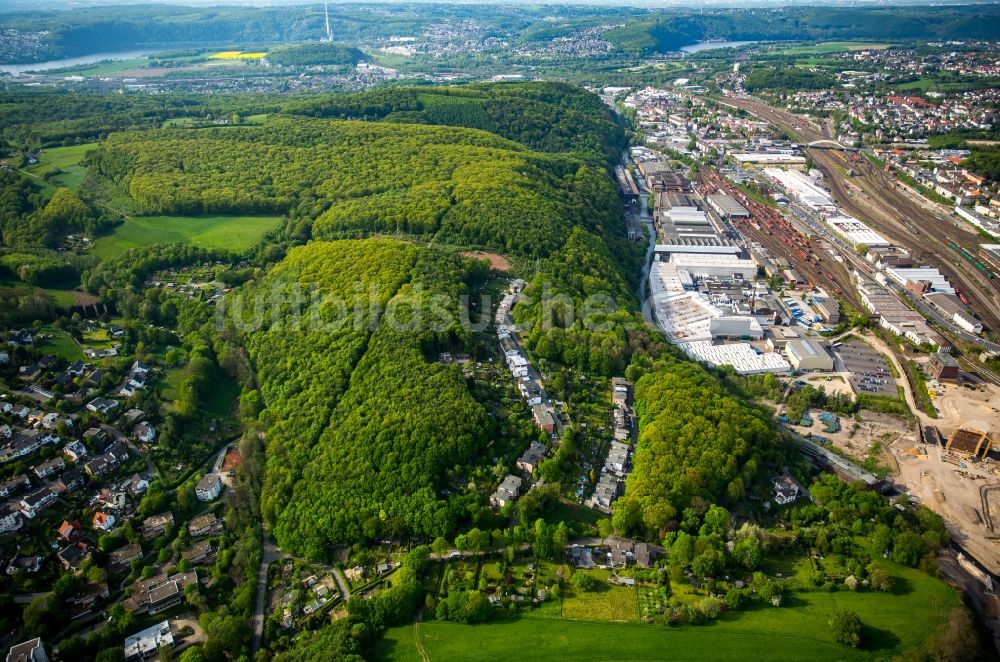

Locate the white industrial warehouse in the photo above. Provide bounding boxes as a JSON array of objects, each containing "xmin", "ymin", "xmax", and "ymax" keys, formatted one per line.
[
  {"xmin": 669, "ymin": 253, "xmax": 758, "ymax": 279},
  {"xmin": 678, "ymin": 341, "xmax": 791, "ymax": 374},
  {"xmin": 826, "ymin": 216, "xmax": 890, "ymax": 247},
  {"xmin": 764, "ymin": 167, "xmax": 835, "ymax": 210}
]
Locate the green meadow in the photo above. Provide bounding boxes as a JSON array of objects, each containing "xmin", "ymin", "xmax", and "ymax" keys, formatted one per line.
[
  {"xmin": 24, "ymin": 142, "xmax": 98, "ymax": 192},
  {"xmin": 779, "ymin": 41, "xmax": 891, "ymax": 55},
  {"xmin": 377, "ymin": 560, "xmax": 959, "ymax": 662},
  {"xmin": 91, "ymin": 214, "xmax": 282, "ymax": 258}
]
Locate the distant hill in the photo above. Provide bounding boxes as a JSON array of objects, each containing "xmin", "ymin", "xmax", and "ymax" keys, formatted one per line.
[{"xmin": 264, "ymin": 43, "xmax": 365, "ymax": 67}]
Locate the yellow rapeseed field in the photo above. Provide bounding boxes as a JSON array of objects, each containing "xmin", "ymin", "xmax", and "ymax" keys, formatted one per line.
[{"xmin": 209, "ymin": 51, "xmax": 266, "ymax": 60}]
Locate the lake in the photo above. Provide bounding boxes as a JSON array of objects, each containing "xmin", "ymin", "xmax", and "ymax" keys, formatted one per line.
[
  {"xmin": 0, "ymin": 50, "xmax": 160, "ymax": 74},
  {"xmin": 681, "ymin": 40, "xmax": 760, "ymax": 54}
]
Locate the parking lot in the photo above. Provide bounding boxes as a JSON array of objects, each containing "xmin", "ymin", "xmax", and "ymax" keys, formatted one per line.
[{"xmin": 833, "ymin": 340, "xmax": 898, "ymax": 396}]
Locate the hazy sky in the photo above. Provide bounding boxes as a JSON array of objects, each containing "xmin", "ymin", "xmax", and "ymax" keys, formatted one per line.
[{"xmin": 0, "ymin": 0, "xmax": 985, "ymax": 9}]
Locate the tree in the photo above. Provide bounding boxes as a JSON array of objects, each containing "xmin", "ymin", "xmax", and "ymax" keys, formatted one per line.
[
  {"xmin": 866, "ymin": 563, "xmax": 894, "ymax": 592},
  {"xmin": 891, "ymin": 531, "xmax": 925, "ymax": 567},
  {"xmin": 670, "ymin": 532, "xmax": 695, "ymax": 567},
  {"xmin": 571, "ymin": 573, "xmax": 598, "ymax": 592},
  {"xmin": 699, "ymin": 505, "xmax": 730, "ymax": 537},
  {"xmin": 178, "ymin": 648, "xmax": 208, "ymax": 662},
  {"xmin": 697, "ymin": 597, "xmax": 722, "ymax": 619},
  {"xmin": 431, "ymin": 537, "xmax": 450, "ymax": 558},
  {"xmin": 691, "ymin": 548, "xmax": 723, "ymax": 578},
  {"xmin": 831, "ymin": 609, "xmax": 863, "ymax": 648},
  {"xmin": 855, "ymin": 242, "xmax": 869, "ymax": 257},
  {"xmin": 732, "ymin": 537, "xmax": 761, "ymax": 570}
]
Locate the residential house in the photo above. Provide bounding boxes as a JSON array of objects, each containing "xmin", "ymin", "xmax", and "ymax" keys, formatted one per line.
[
  {"xmin": 0, "ymin": 474, "xmax": 30, "ymax": 497},
  {"xmin": 120, "ymin": 474, "xmax": 149, "ymax": 495},
  {"xmin": 489, "ymin": 474, "xmax": 522, "ymax": 509},
  {"xmin": 58, "ymin": 542, "xmax": 92, "ymax": 572},
  {"xmin": 123, "ymin": 620, "xmax": 174, "ymax": 662},
  {"xmin": 108, "ymin": 543, "xmax": 143, "ymax": 571},
  {"xmin": 516, "ymin": 441, "xmax": 547, "ymax": 474},
  {"xmin": 86, "ymin": 398, "xmax": 119, "ymax": 415},
  {"xmin": 84, "ymin": 453, "xmax": 118, "ymax": 478},
  {"xmin": 141, "ymin": 512, "xmax": 174, "ymax": 539},
  {"xmin": 67, "ymin": 581, "xmax": 109, "ymax": 618},
  {"xmin": 85, "ymin": 369, "xmax": 106, "ymax": 386},
  {"xmin": 531, "ymin": 404, "xmax": 556, "ymax": 434},
  {"xmin": 82, "ymin": 427, "xmax": 108, "ymax": 446},
  {"xmin": 132, "ymin": 422, "xmax": 155, "ymax": 444},
  {"xmin": 3, "ymin": 430, "xmax": 59, "ymax": 462},
  {"xmin": 124, "ymin": 570, "xmax": 198, "ymax": 615},
  {"xmin": 41, "ymin": 413, "xmax": 71, "ymax": 430},
  {"xmin": 180, "ymin": 539, "xmax": 214, "ymax": 565},
  {"xmin": 92, "ymin": 511, "xmax": 116, "ymax": 532},
  {"xmin": 33, "ymin": 457, "xmax": 65, "ymax": 479},
  {"xmin": 63, "ymin": 440, "xmax": 88, "ymax": 462},
  {"xmin": 122, "ymin": 409, "xmax": 145, "ymax": 425},
  {"xmin": 57, "ymin": 519, "xmax": 83, "ymax": 540},
  {"xmin": 19, "ymin": 487, "xmax": 57, "ymax": 518},
  {"xmin": 0, "ymin": 504, "xmax": 22, "ymax": 535},
  {"xmin": 6, "ymin": 556, "xmax": 43, "ymax": 575},
  {"xmin": 195, "ymin": 473, "xmax": 222, "ymax": 501},
  {"xmin": 188, "ymin": 513, "xmax": 222, "ymax": 538},
  {"xmin": 772, "ymin": 475, "xmax": 800, "ymax": 505},
  {"xmin": 56, "ymin": 469, "xmax": 86, "ymax": 494},
  {"xmin": 66, "ymin": 361, "xmax": 86, "ymax": 376},
  {"xmin": 5, "ymin": 638, "xmax": 47, "ymax": 662},
  {"xmin": 7, "ymin": 329, "xmax": 33, "ymax": 346}
]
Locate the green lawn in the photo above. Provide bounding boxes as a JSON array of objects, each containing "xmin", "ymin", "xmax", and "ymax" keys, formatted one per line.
[
  {"xmin": 24, "ymin": 142, "xmax": 98, "ymax": 193},
  {"xmin": 46, "ymin": 57, "xmax": 149, "ymax": 77},
  {"xmin": 778, "ymin": 41, "xmax": 891, "ymax": 55},
  {"xmin": 91, "ymin": 214, "xmax": 283, "ymax": 258},
  {"xmin": 37, "ymin": 329, "xmax": 84, "ymax": 361},
  {"xmin": 202, "ymin": 374, "xmax": 239, "ymax": 417},
  {"xmin": 378, "ymin": 561, "xmax": 959, "ymax": 661},
  {"xmin": 0, "ymin": 277, "xmax": 83, "ymax": 309}
]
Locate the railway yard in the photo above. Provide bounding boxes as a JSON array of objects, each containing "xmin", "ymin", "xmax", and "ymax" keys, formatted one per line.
[
  {"xmin": 626, "ymin": 84, "xmax": 1000, "ymax": 597},
  {"xmin": 726, "ymin": 97, "xmax": 1000, "ymax": 334}
]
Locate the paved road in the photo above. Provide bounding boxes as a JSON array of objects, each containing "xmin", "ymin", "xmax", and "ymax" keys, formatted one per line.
[
  {"xmin": 635, "ymin": 176, "xmax": 657, "ymax": 323},
  {"xmin": 331, "ymin": 567, "xmax": 351, "ymax": 602},
  {"xmin": 250, "ymin": 524, "xmax": 279, "ymax": 660},
  {"xmin": 12, "ymin": 591, "xmax": 49, "ymax": 605}
]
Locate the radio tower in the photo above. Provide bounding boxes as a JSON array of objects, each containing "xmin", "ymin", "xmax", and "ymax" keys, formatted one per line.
[{"xmin": 323, "ymin": 1, "xmax": 332, "ymax": 42}]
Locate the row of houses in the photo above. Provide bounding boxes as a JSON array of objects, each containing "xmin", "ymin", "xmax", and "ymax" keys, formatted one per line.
[{"xmin": 585, "ymin": 378, "xmax": 635, "ymax": 513}]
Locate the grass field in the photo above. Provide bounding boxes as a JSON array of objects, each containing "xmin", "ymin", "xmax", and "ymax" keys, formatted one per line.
[
  {"xmin": 37, "ymin": 329, "xmax": 84, "ymax": 361},
  {"xmin": 779, "ymin": 41, "xmax": 891, "ymax": 55},
  {"xmin": 562, "ymin": 585, "xmax": 638, "ymax": 621},
  {"xmin": 47, "ymin": 57, "xmax": 149, "ymax": 77},
  {"xmin": 24, "ymin": 142, "xmax": 98, "ymax": 193},
  {"xmin": 91, "ymin": 214, "xmax": 282, "ymax": 258},
  {"xmin": 378, "ymin": 560, "xmax": 959, "ymax": 661}
]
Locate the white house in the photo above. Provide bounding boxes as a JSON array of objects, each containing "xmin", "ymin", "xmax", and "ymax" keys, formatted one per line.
[{"xmin": 195, "ymin": 474, "xmax": 222, "ymax": 502}]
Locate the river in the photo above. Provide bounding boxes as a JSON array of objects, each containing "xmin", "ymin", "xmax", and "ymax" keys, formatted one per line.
[
  {"xmin": 680, "ymin": 40, "xmax": 759, "ymax": 54},
  {"xmin": 0, "ymin": 49, "xmax": 161, "ymax": 74}
]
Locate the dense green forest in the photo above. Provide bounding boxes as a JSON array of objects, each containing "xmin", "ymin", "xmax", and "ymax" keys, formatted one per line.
[
  {"xmin": 88, "ymin": 111, "xmax": 618, "ymax": 258},
  {"xmin": 265, "ymin": 43, "xmax": 366, "ymax": 67},
  {"xmin": 613, "ymin": 357, "xmax": 783, "ymax": 539},
  {"xmin": 284, "ymin": 83, "xmax": 625, "ymax": 167},
  {"xmin": 0, "ymin": 90, "xmax": 288, "ymax": 147},
  {"xmin": 743, "ymin": 66, "xmax": 837, "ymax": 93}
]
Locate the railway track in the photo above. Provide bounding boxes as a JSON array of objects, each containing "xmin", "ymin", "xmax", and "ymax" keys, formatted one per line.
[
  {"xmin": 697, "ymin": 169, "xmax": 861, "ymax": 311},
  {"xmin": 724, "ymin": 96, "xmax": 1000, "ymax": 334}
]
